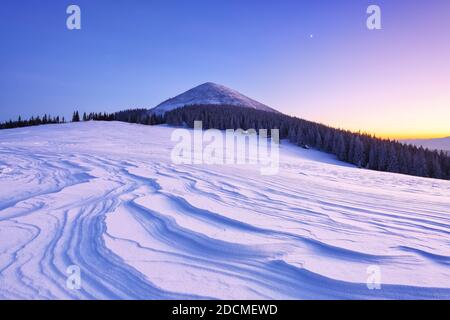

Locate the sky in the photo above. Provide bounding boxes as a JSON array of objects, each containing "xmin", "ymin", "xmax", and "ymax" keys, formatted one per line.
[{"xmin": 0, "ymin": 0, "xmax": 449, "ymax": 139}]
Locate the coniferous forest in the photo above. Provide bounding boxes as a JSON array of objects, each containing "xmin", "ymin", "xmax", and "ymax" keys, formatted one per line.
[
  {"xmin": 1, "ymin": 105, "xmax": 449, "ymax": 180},
  {"xmin": 0, "ymin": 109, "xmax": 163, "ymax": 129},
  {"xmin": 163, "ymin": 105, "xmax": 450, "ymax": 180},
  {"xmin": 0, "ymin": 114, "xmax": 65, "ymax": 129}
]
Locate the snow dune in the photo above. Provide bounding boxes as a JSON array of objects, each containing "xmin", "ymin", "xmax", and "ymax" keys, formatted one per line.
[{"xmin": 0, "ymin": 122, "xmax": 449, "ymax": 299}]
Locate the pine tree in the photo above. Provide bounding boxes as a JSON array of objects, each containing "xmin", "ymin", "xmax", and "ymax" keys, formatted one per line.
[
  {"xmin": 369, "ymin": 143, "xmax": 378, "ymax": 170},
  {"xmin": 353, "ymin": 136, "xmax": 365, "ymax": 167},
  {"xmin": 413, "ymin": 149, "xmax": 428, "ymax": 177},
  {"xmin": 386, "ymin": 145, "xmax": 400, "ymax": 172},
  {"xmin": 72, "ymin": 111, "xmax": 80, "ymax": 122}
]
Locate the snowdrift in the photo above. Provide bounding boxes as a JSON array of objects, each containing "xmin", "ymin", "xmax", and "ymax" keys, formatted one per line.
[{"xmin": 0, "ymin": 122, "xmax": 449, "ymax": 299}]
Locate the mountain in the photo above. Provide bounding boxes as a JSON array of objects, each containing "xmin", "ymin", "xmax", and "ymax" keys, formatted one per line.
[
  {"xmin": 403, "ymin": 137, "xmax": 450, "ymax": 153},
  {"xmin": 149, "ymin": 82, "xmax": 279, "ymax": 115}
]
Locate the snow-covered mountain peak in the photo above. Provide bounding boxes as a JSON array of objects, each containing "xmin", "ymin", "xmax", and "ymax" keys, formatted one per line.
[{"xmin": 150, "ymin": 82, "xmax": 279, "ymax": 115}]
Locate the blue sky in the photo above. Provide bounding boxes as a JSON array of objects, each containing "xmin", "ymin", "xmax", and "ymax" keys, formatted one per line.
[{"xmin": 1, "ymin": 0, "xmax": 449, "ymax": 138}]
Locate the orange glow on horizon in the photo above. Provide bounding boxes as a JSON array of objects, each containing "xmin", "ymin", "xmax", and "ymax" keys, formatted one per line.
[
  {"xmin": 372, "ymin": 132, "xmax": 450, "ymax": 140},
  {"xmin": 339, "ymin": 125, "xmax": 450, "ymax": 140}
]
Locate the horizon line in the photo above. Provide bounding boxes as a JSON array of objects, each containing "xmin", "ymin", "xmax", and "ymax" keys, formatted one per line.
[{"xmin": 1, "ymin": 109, "xmax": 449, "ymax": 141}]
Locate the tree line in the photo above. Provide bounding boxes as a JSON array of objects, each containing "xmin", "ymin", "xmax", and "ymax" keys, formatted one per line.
[
  {"xmin": 2, "ymin": 106, "xmax": 449, "ymax": 180},
  {"xmin": 0, "ymin": 114, "xmax": 65, "ymax": 129},
  {"xmin": 72, "ymin": 109, "xmax": 164, "ymax": 125},
  {"xmin": 0, "ymin": 110, "xmax": 163, "ymax": 129}
]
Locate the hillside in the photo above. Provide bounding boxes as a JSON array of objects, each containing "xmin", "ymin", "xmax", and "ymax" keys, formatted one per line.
[{"xmin": 1, "ymin": 122, "xmax": 449, "ymax": 299}]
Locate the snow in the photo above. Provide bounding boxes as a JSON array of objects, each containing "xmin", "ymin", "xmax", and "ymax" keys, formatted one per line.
[
  {"xmin": 0, "ymin": 121, "xmax": 449, "ymax": 299},
  {"xmin": 150, "ymin": 82, "xmax": 279, "ymax": 115},
  {"xmin": 403, "ymin": 137, "xmax": 450, "ymax": 153}
]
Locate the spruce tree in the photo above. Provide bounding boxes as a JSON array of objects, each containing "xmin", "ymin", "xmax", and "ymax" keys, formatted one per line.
[{"xmin": 72, "ymin": 111, "xmax": 80, "ymax": 122}]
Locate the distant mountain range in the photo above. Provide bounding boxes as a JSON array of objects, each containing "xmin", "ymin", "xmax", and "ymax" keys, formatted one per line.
[
  {"xmin": 402, "ymin": 137, "xmax": 450, "ymax": 153},
  {"xmin": 149, "ymin": 82, "xmax": 279, "ymax": 115}
]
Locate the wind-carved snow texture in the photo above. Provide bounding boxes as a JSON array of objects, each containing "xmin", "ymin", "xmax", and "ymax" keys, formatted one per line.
[
  {"xmin": 150, "ymin": 82, "xmax": 279, "ymax": 115},
  {"xmin": 0, "ymin": 122, "xmax": 450, "ymax": 299}
]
